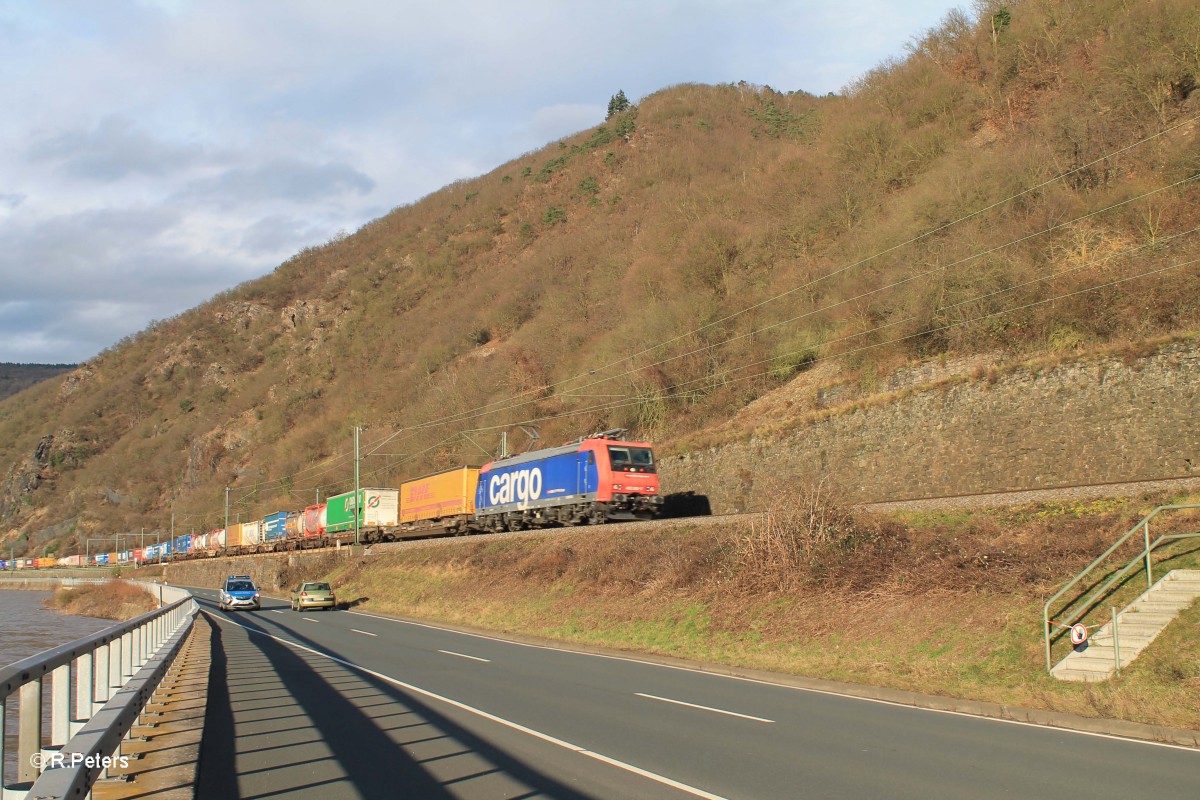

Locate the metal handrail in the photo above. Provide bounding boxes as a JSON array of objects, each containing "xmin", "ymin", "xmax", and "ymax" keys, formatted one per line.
[
  {"xmin": 1, "ymin": 582, "xmax": 197, "ymax": 797},
  {"xmin": 1042, "ymin": 503, "xmax": 1200, "ymax": 672}
]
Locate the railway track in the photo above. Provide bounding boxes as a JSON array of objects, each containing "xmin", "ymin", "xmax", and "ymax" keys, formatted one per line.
[{"xmin": 113, "ymin": 474, "xmax": 1200, "ymax": 566}]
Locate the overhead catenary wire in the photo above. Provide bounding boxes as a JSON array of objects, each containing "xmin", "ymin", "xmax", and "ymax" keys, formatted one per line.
[
  {"xmin": 443, "ymin": 251, "xmax": 1199, "ymax": 435},
  {"xmin": 375, "ymin": 112, "xmax": 1200, "ymax": 433},
  {"xmin": 202, "ymin": 239, "xmax": 1199, "ymax": 522},
  {"xmin": 405, "ymin": 174, "xmax": 1200, "ymax": 430},
  {"xmin": 211, "ymin": 113, "xmax": 1200, "ymax": 514}
]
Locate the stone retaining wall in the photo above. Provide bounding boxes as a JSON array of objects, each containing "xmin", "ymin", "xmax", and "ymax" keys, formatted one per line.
[{"xmin": 659, "ymin": 342, "xmax": 1200, "ymax": 512}]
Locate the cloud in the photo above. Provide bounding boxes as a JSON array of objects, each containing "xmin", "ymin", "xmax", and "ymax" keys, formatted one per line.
[
  {"xmin": 178, "ymin": 159, "xmax": 375, "ymax": 206},
  {"xmin": 0, "ymin": 204, "xmax": 260, "ymax": 312},
  {"xmin": 0, "ymin": 193, "xmax": 25, "ymax": 218},
  {"xmin": 28, "ymin": 116, "xmax": 207, "ymax": 181},
  {"xmin": 527, "ymin": 104, "xmax": 608, "ymax": 144},
  {"xmin": 239, "ymin": 214, "xmax": 331, "ymax": 255},
  {"xmin": 0, "ymin": 299, "xmax": 162, "ymax": 364}
]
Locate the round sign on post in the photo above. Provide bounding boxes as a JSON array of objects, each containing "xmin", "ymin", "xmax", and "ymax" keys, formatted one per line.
[{"xmin": 1070, "ymin": 623, "xmax": 1089, "ymax": 646}]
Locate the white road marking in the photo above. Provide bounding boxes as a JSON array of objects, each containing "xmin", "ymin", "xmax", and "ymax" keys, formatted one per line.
[
  {"xmin": 342, "ymin": 609, "xmax": 1198, "ymax": 753},
  {"xmin": 272, "ymin": 610, "xmax": 286, "ymax": 614},
  {"xmin": 301, "ymin": 618, "xmax": 319, "ymax": 623},
  {"xmin": 635, "ymin": 693, "xmax": 773, "ymax": 723},
  {"xmin": 351, "ymin": 629, "xmax": 378, "ymax": 637},
  {"xmin": 210, "ymin": 614, "xmax": 729, "ymax": 800},
  {"xmin": 438, "ymin": 649, "xmax": 490, "ymax": 663}
]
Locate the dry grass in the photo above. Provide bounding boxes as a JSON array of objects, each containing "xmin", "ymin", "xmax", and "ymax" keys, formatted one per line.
[
  {"xmin": 296, "ymin": 491, "xmax": 1200, "ymax": 730},
  {"xmin": 46, "ymin": 579, "xmax": 157, "ymax": 621}
]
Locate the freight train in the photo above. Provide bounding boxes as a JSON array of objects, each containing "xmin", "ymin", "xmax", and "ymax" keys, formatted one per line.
[{"xmin": 3, "ymin": 430, "xmax": 662, "ymax": 568}]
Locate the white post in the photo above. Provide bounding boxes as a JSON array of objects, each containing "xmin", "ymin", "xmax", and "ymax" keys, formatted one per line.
[
  {"xmin": 18, "ymin": 679, "xmax": 42, "ymax": 784},
  {"xmin": 94, "ymin": 643, "xmax": 109, "ymax": 711},
  {"xmin": 52, "ymin": 663, "xmax": 71, "ymax": 746},
  {"xmin": 75, "ymin": 653, "xmax": 93, "ymax": 731}
]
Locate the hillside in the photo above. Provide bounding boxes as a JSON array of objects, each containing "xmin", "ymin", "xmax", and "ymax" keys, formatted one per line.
[
  {"xmin": 0, "ymin": 364, "xmax": 76, "ymax": 402},
  {"xmin": 1, "ymin": 0, "xmax": 1198, "ymax": 557}
]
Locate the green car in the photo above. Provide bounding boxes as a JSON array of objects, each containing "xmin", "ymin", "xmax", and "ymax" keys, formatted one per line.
[{"xmin": 291, "ymin": 581, "xmax": 336, "ymax": 611}]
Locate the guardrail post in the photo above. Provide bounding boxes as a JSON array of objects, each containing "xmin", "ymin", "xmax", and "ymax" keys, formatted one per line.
[
  {"xmin": 94, "ymin": 643, "xmax": 109, "ymax": 712},
  {"xmin": 110, "ymin": 635, "xmax": 122, "ymax": 696},
  {"xmin": 1143, "ymin": 520, "xmax": 1152, "ymax": 590},
  {"xmin": 1, "ymin": 696, "xmax": 7, "ymax": 790},
  {"xmin": 1043, "ymin": 611, "xmax": 1052, "ymax": 672},
  {"xmin": 52, "ymin": 662, "xmax": 71, "ymax": 746},
  {"xmin": 122, "ymin": 631, "xmax": 133, "ymax": 679},
  {"xmin": 75, "ymin": 652, "xmax": 92, "ymax": 734},
  {"xmin": 18, "ymin": 677, "xmax": 43, "ymax": 784},
  {"xmin": 1112, "ymin": 607, "xmax": 1121, "ymax": 677}
]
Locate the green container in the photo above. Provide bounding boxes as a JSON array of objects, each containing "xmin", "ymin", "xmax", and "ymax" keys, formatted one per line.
[{"xmin": 325, "ymin": 488, "xmax": 400, "ymax": 533}]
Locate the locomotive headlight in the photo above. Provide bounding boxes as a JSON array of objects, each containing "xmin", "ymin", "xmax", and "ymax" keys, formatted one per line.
[{"xmin": 613, "ymin": 484, "xmax": 622, "ymax": 490}]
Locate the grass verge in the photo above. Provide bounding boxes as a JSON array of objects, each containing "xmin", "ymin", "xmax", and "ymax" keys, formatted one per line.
[{"xmin": 316, "ymin": 490, "xmax": 1200, "ymax": 731}]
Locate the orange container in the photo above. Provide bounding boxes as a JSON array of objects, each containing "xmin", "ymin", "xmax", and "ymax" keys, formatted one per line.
[{"xmin": 400, "ymin": 467, "xmax": 479, "ymax": 523}]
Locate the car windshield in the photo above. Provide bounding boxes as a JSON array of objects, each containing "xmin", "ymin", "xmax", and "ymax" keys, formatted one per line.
[
  {"xmin": 227, "ymin": 581, "xmax": 254, "ymax": 592},
  {"xmin": 304, "ymin": 583, "xmax": 330, "ymax": 592}
]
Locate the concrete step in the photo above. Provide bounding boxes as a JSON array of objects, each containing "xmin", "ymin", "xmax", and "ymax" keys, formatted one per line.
[
  {"xmin": 1133, "ymin": 599, "xmax": 1194, "ymax": 611},
  {"xmin": 1051, "ymin": 667, "xmax": 1111, "ymax": 682},
  {"xmin": 1052, "ymin": 568, "xmax": 1200, "ymax": 682},
  {"xmin": 1118, "ymin": 612, "xmax": 1175, "ymax": 624}
]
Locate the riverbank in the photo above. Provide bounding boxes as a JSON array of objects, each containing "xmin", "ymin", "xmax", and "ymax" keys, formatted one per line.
[{"xmin": 44, "ymin": 579, "xmax": 157, "ymax": 621}]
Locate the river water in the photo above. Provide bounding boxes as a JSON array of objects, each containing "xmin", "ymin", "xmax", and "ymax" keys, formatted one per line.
[{"xmin": 0, "ymin": 590, "xmax": 114, "ymax": 785}]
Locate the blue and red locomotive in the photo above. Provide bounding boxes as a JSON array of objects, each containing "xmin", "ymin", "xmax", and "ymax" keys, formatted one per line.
[{"xmin": 475, "ymin": 429, "xmax": 661, "ymax": 530}]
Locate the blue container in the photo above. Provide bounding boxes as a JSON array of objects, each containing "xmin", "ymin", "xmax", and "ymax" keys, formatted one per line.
[
  {"xmin": 475, "ymin": 443, "xmax": 599, "ymax": 517},
  {"xmin": 173, "ymin": 535, "xmax": 190, "ymax": 554},
  {"xmin": 262, "ymin": 512, "xmax": 288, "ymax": 542},
  {"xmin": 96, "ymin": 553, "xmax": 109, "ymax": 565}
]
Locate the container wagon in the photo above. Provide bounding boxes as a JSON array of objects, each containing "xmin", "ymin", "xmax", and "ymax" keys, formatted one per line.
[
  {"xmin": 325, "ymin": 488, "xmax": 400, "ymax": 538},
  {"xmin": 400, "ymin": 467, "xmax": 480, "ymax": 534}
]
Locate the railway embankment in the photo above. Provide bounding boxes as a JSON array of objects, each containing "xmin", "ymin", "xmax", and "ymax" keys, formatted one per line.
[{"xmin": 160, "ymin": 490, "xmax": 1200, "ymax": 733}]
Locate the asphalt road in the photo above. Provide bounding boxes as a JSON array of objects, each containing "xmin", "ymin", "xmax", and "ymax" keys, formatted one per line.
[{"xmin": 187, "ymin": 588, "xmax": 1200, "ymax": 800}]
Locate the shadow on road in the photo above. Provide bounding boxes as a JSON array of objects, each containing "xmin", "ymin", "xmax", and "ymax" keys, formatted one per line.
[{"xmin": 196, "ymin": 607, "xmax": 601, "ymax": 800}]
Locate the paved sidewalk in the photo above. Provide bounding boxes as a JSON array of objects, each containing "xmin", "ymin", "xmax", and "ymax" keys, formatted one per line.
[{"xmin": 93, "ymin": 615, "xmax": 212, "ymax": 800}]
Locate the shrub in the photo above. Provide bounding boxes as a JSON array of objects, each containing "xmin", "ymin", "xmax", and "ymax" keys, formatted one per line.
[{"xmin": 614, "ymin": 115, "xmax": 636, "ymax": 140}]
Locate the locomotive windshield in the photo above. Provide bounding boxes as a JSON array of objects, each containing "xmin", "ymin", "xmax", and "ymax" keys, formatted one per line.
[{"xmin": 607, "ymin": 446, "xmax": 656, "ymax": 472}]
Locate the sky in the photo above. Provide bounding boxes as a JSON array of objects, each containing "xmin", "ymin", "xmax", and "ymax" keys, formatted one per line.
[{"xmin": 0, "ymin": 0, "xmax": 963, "ymax": 365}]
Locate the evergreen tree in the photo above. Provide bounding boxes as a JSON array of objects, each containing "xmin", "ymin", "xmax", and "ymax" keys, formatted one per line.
[{"xmin": 606, "ymin": 90, "xmax": 631, "ymax": 119}]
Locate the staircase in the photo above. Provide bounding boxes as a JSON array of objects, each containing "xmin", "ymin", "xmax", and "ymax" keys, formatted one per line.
[{"xmin": 1051, "ymin": 569, "xmax": 1200, "ymax": 682}]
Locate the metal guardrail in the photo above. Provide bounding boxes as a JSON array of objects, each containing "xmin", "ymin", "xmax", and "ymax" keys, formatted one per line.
[
  {"xmin": 0, "ymin": 582, "xmax": 196, "ymax": 799},
  {"xmin": 1042, "ymin": 503, "xmax": 1200, "ymax": 672}
]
